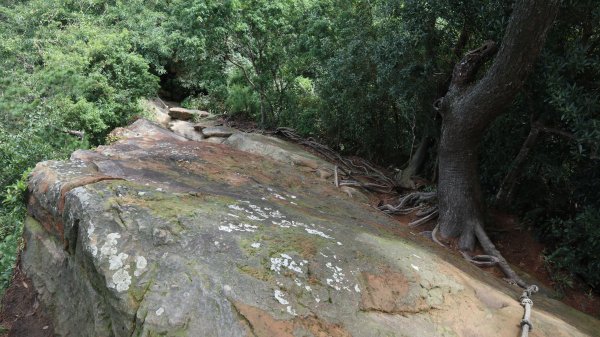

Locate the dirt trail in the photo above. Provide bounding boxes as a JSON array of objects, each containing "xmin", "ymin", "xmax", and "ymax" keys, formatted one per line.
[{"xmin": 0, "ymin": 263, "xmax": 53, "ymax": 337}]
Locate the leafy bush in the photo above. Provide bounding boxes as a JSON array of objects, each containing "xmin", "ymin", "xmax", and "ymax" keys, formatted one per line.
[
  {"xmin": 544, "ymin": 208, "xmax": 600, "ymax": 289},
  {"xmin": 0, "ymin": 170, "xmax": 30, "ymax": 294}
]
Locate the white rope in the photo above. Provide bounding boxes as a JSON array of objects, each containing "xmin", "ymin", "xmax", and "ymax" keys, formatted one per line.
[{"xmin": 519, "ymin": 285, "xmax": 538, "ymax": 337}]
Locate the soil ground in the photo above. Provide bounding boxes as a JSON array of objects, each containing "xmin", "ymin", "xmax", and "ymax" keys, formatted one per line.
[{"xmin": 0, "ymin": 262, "xmax": 53, "ymax": 337}]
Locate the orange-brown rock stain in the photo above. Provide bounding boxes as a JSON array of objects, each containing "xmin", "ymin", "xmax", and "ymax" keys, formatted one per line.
[{"xmin": 234, "ymin": 302, "xmax": 352, "ymax": 337}]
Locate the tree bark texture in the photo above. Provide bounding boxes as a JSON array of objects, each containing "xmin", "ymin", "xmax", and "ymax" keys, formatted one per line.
[{"xmin": 437, "ymin": 0, "xmax": 559, "ymax": 250}]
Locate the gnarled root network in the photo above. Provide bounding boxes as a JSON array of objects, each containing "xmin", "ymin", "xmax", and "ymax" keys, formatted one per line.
[{"xmin": 379, "ymin": 191, "xmax": 529, "ymax": 289}]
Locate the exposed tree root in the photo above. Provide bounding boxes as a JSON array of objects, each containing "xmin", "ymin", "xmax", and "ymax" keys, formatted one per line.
[
  {"xmin": 431, "ymin": 224, "xmax": 446, "ymax": 248},
  {"xmin": 408, "ymin": 210, "xmax": 438, "ymax": 228},
  {"xmin": 272, "ymin": 127, "xmax": 396, "ymax": 193},
  {"xmin": 379, "ymin": 191, "xmax": 531, "ymax": 289},
  {"xmin": 378, "ymin": 191, "xmax": 436, "ymax": 215},
  {"xmin": 474, "ymin": 222, "xmax": 528, "ymax": 288},
  {"xmin": 459, "ymin": 250, "xmax": 500, "ymax": 268}
]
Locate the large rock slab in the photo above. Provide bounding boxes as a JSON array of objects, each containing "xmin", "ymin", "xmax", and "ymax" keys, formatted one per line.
[
  {"xmin": 141, "ymin": 98, "xmax": 171, "ymax": 128},
  {"xmin": 224, "ymin": 132, "xmax": 334, "ymax": 172},
  {"xmin": 167, "ymin": 120, "xmax": 205, "ymax": 141},
  {"xmin": 23, "ymin": 119, "xmax": 600, "ymax": 336},
  {"xmin": 202, "ymin": 126, "xmax": 238, "ymax": 138}
]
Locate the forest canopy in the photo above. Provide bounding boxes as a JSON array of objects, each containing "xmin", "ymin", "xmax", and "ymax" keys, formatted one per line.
[{"xmin": 0, "ymin": 0, "xmax": 598, "ymax": 294}]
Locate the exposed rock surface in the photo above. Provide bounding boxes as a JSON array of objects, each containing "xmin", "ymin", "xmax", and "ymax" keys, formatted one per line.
[
  {"xmin": 202, "ymin": 126, "xmax": 238, "ymax": 138},
  {"xmin": 167, "ymin": 120, "xmax": 205, "ymax": 142},
  {"xmin": 224, "ymin": 133, "xmax": 334, "ymax": 172},
  {"xmin": 141, "ymin": 99, "xmax": 171, "ymax": 128},
  {"xmin": 22, "ymin": 119, "xmax": 600, "ymax": 337}
]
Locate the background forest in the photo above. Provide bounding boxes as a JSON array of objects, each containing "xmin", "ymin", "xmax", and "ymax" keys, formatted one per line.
[{"xmin": 0, "ymin": 0, "xmax": 598, "ymax": 297}]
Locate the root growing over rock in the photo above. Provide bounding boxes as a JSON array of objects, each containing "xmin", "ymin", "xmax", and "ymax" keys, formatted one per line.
[{"xmin": 379, "ymin": 191, "xmax": 530, "ymax": 289}]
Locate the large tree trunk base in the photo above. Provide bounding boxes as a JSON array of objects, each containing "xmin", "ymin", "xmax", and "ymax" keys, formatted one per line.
[{"xmin": 381, "ymin": 193, "xmax": 530, "ymax": 289}]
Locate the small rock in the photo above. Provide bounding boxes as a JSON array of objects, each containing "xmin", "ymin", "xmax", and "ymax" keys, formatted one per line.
[
  {"xmin": 340, "ymin": 186, "xmax": 369, "ymax": 202},
  {"xmin": 317, "ymin": 168, "xmax": 333, "ymax": 179},
  {"xmin": 194, "ymin": 124, "xmax": 207, "ymax": 132},
  {"xmin": 202, "ymin": 126, "xmax": 236, "ymax": 138},
  {"xmin": 203, "ymin": 137, "xmax": 225, "ymax": 144},
  {"xmin": 168, "ymin": 107, "xmax": 209, "ymax": 121},
  {"xmin": 168, "ymin": 120, "xmax": 204, "ymax": 141}
]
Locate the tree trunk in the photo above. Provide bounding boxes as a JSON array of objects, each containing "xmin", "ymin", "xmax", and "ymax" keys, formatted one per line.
[
  {"xmin": 438, "ymin": 121, "xmax": 486, "ymax": 249},
  {"xmin": 495, "ymin": 125, "xmax": 541, "ymax": 209},
  {"xmin": 397, "ymin": 136, "xmax": 430, "ymax": 189},
  {"xmin": 436, "ymin": 0, "xmax": 559, "ymax": 251}
]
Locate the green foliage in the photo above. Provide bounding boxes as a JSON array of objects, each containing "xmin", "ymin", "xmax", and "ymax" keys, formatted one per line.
[
  {"xmin": 0, "ymin": 0, "xmax": 161, "ymax": 295},
  {"xmin": 480, "ymin": 0, "xmax": 600, "ymax": 288},
  {"xmin": 0, "ymin": 170, "xmax": 30, "ymax": 294},
  {"xmin": 544, "ymin": 208, "xmax": 600, "ymax": 289}
]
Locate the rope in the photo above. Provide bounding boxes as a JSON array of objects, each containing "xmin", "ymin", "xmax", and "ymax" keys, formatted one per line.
[{"xmin": 519, "ymin": 285, "xmax": 538, "ymax": 337}]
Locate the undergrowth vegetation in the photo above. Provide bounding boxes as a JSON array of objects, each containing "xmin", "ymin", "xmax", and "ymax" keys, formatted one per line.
[{"xmin": 0, "ymin": 0, "xmax": 598, "ymax": 295}]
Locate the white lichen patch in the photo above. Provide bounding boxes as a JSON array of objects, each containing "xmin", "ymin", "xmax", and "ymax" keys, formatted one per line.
[
  {"xmin": 87, "ymin": 220, "xmax": 95, "ymax": 236},
  {"xmin": 305, "ymin": 228, "xmax": 333, "ymax": 239},
  {"xmin": 110, "ymin": 268, "xmax": 132, "ymax": 292},
  {"xmin": 228, "ymin": 204, "xmax": 245, "ymax": 211},
  {"xmin": 274, "ymin": 290, "xmax": 289, "ymax": 305},
  {"xmin": 90, "ymin": 245, "xmax": 98, "ymax": 257},
  {"xmin": 251, "ymin": 242, "xmax": 261, "ymax": 248},
  {"xmin": 218, "ymin": 222, "xmax": 258, "ymax": 233},
  {"xmin": 269, "ymin": 210, "xmax": 285, "ymax": 218},
  {"xmin": 272, "ymin": 219, "xmax": 303, "ymax": 228},
  {"xmin": 84, "ymin": 220, "xmax": 99, "ymax": 257},
  {"xmin": 271, "ymin": 254, "xmax": 305, "ymax": 274},
  {"xmin": 134, "ymin": 256, "xmax": 147, "ymax": 277},
  {"xmin": 325, "ymin": 262, "xmax": 351, "ymax": 291},
  {"xmin": 100, "ymin": 233, "xmax": 121, "ymax": 257},
  {"xmin": 109, "ymin": 253, "xmax": 129, "ymax": 271},
  {"xmin": 286, "ymin": 306, "xmax": 297, "ymax": 316},
  {"xmin": 98, "ymin": 232, "xmax": 133, "ymax": 292}
]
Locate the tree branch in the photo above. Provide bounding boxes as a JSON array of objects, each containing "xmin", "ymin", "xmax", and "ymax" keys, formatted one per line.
[
  {"xmin": 450, "ymin": 40, "xmax": 498, "ymax": 88},
  {"xmin": 461, "ymin": 0, "xmax": 560, "ymax": 126}
]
